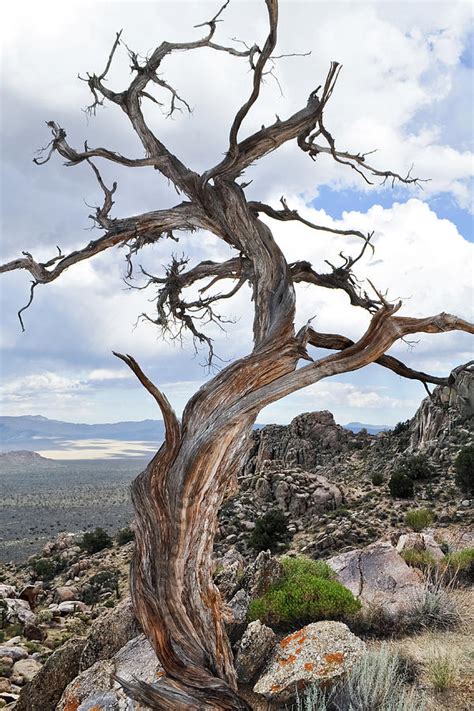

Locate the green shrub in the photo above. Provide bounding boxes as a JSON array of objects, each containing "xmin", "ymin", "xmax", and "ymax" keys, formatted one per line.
[
  {"xmin": 393, "ymin": 420, "xmax": 410, "ymax": 435},
  {"xmin": 404, "ymin": 508, "xmax": 434, "ymax": 531},
  {"xmin": 401, "ymin": 549, "xmax": 436, "ymax": 571},
  {"xmin": 79, "ymin": 527, "xmax": 112, "ymax": 554},
  {"xmin": 389, "ymin": 471, "xmax": 414, "ymax": 498},
  {"xmin": 371, "ymin": 472, "xmax": 384, "ymax": 486},
  {"xmin": 441, "ymin": 548, "xmax": 474, "ymax": 583},
  {"xmin": 454, "ymin": 444, "xmax": 474, "ymax": 494},
  {"xmin": 248, "ymin": 555, "xmax": 360, "ymax": 628},
  {"xmin": 81, "ymin": 569, "xmax": 119, "ymax": 606},
  {"xmin": 30, "ymin": 555, "xmax": 66, "ymax": 581},
  {"xmin": 116, "ymin": 527, "xmax": 135, "ymax": 545},
  {"xmin": 398, "ymin": 454, "xmax": 434, "ymax": 481},
  {"xmin": 248, "ymin": 509, "xmax": 289, "ymax": 553}
]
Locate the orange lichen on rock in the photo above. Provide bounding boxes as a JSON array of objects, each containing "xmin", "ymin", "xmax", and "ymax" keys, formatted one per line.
[
  {"xmin": 271, "ymin": 683, "xmax": 282, "ymax": 692},
  {"xmin": 63, "ymin": 698, "xmax": 81, "ymax": 711},
  {"xmin": 278, "ymin": 653, "xmax": 297, "ymax": 666},
  {"xmin": 156, "ymin": 670, "xmax": 165, "ymax": 679},
  {"xmin": 295, "ymin": 646, "xmax": 302, "ymax": 654},
  {"xmin": 324, "ymin": 652, "xmax": 345, "ymax": 665},
  {"xmin": 304, "ymin": 662, "xmax": 315, "ymax": 671}
]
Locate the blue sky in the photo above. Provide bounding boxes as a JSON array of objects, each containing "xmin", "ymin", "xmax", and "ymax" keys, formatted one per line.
[{"xmin": 1, "ymin": 0, "xmax": 473, "ymax": 429}]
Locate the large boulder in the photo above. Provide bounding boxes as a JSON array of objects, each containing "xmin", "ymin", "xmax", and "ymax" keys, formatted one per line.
[
  {"xmin": 328, "ymin": 541, "xmax": 423, "ymax": 617},
  {"xmin": 79, "ymin": 597, "xmax": 140, "ymax": 671},
  {"xmin": 13, "ymin": 638, "xmax": 86, "ymax": 711},
  {"xmin": 235, "ymin": 620, "xmax": 276, "ymax": 684},
  {"xmin": 253, "ymin": 621, "xmax": 365, "ymax": 703},
  {"xmin": 57, "ymin": 634, "xmax": 161, "ymax": 711}
]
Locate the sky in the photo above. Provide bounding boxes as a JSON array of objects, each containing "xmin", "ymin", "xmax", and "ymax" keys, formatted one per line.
[{"xmin": 0, "ymin": 0, "xmax": 473, "ymax": 428}]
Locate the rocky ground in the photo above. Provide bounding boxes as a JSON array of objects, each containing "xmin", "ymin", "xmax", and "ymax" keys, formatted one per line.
[{"xmin": 0, "ymin": 366, "xmax": 471, "ymax": 709}]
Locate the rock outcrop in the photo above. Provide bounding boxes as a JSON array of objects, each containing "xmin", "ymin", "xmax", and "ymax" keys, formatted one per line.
[
  {"xmin": 245, "ymin": 411, "xmax": 361, "ymax": 475},
  {"xmin": 235, "ymin": 620, "xmax": 276, "ymax": 684},
  {"xmin": 410, "ymin": 364, "xmax": 474, "ymax": 452}
]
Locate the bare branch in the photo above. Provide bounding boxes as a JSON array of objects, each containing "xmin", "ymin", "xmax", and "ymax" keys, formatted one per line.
[
  {"xmin": 113, "ymin": 351, "xmax": 180, "ymax": 447},
  {"xmin": 250, "ymin": 198, "xmax": 375, "ymax": 248},
  {"xmin": 306, "ymin": 327, "xmax": 453, "ymax": 386}
]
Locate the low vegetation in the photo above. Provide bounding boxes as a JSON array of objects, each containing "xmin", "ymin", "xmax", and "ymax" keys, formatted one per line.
[
  {"xmin": 248, "ymin": 556, "xmax": 360, "ymax": 628},
  {"xmin": 454, "ymin": 443, "xmax": 474, "ymax": 494},
  {"xmin": 389, "ymin": 471, "xmax": 414, "ymax": 499},
  {"xmin": 294, "ymin": 646, "xmax": 425, "ymax": 710},
  {"xmin": 248, "ymin": 508, "xmax": 289, "ymax": 553},
  {"xmin": 427, "ymin": 649, "xmax": 458, "ymax": 692},
  {"xmin": 79, "ymin": 527, "xmax": 113, "ymax": 554},
  {"xmin": 404, "ymin": 508, "xmax": 434, "ymax": 531},
  {"xmin": 116, "ymin": 526, "xmax": 135, "ymax": 545}
]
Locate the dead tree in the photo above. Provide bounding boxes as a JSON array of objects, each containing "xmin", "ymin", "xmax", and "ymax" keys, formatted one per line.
[{"xmin": 2, "ymin": 2, "xmax": 473, "ymax": 708}]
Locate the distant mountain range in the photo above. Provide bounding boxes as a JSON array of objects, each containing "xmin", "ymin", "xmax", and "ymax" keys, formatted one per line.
[
  {"xmin": 0, "ymin": 415, "xmax": 391, "ymax": 452},
  {"xmin": 344, "ymin": 422, "xmax": 391, "ymax": 434}
]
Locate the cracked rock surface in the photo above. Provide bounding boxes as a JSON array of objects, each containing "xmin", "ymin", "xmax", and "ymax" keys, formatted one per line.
[{"xmin": 328, "ymin": 542, "xmax": 423, "ymax": 617}]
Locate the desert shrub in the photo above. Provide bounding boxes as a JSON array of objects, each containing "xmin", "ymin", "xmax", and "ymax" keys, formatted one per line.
[
  {"xmin": 397, "ymin": 454, "xmax": 434, "ymax": 481},
  {"xmin": 441, "ymin": 548, "xmax": 474, "ymax": 584},
  {"xmin": 427, "ymin": 650, "xmax": 458, "ymax": 692},
  {"xmin": 30, "ymin": 555, "xmax": 66, "ymax": 581},
  {"xmin": 80, "ymin": 569, "xmax": 119, "ymax": 606},
  {"xmin": 401, "ymin": 549, "xmax": 436, "ymax": 571},
  {"xmin": 116, "ymin": 527, "xmax": 135, "ymax": 545},
  {"xmin": 393, "ymin": 420, "xmax": 410, "ymax": 435},
  {"xmin": 248, "ymin": 555, "xmax": 360, "ymax": 628},
  {"xmin": 371, "ymin": 472, "xmax": 384, "ymax": 486},
  {"xmin": 409, "ymin": 577, "xmax": 461, "ymax": 631},
  {"xmin": 248, "ymin": 509, "xmax": 289, "ymax": 553},
  {"xmin": 404, "ymin": 508, "xmax": 434, "ymax": 532},
  {"xmin": 389, "ymin": 472, "xmax": 414, "ymax": 498},
  {"xmin": 294, "ymin": 646, "xmax": 425, "ymax": 710},
  {"xmin": 454, "ymin": 444, "xmax": 474, "ymax": 494},
  {"xmin": 79, "ymin": 527, "xmax": 112, "ymax": 554}
]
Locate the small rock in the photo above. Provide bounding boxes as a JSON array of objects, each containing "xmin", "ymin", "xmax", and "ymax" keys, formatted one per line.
[
  {"xmin": 13, "ymin": 658, "xmax": 43, "ymax": 682},
  {"xmin": 54, "ymin": 586, "xmax": 79, "ymax": 603},
  {"xmin": 57, "ymin": 600, "xmax": 87, "ymax": 615},
  {"xmin": 0, "ymin": 584, "xmax": 17, "ymax": 599},
  {"xmin": 0, "ymin": 646, "xmax": 28, "ymax": 662}
]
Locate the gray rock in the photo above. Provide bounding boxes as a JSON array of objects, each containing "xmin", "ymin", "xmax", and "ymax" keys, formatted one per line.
[
  {"xmin": 14, "ymin": 638, "xmax": 86, "ymax": 711},
  {"xmin": 12, "ymin": 657, "xmax": 42, "ymax": 682},
  {"xmin": 1, "ymin": 598, "xmax": 35, "ymax": 625},
  {"xmin": 328, "ymin": 541, "xmax": 423, "ymax": 617},
  {"xmin": 243, "ymin": 550, "xmax": 283, "ymax": 598},
  {"xmin": 235, "ymin": 620, "xmax": 276, "ymax": 684},
  {"xmin": 0, "ymin": 584, "xmax": 17, "ymax": 599},
  {"xmin": 57, "ymin": 635, "xmax": 160, "ymax": 711},
  {"xmin": 0, "ymin": 646, "xmax": 28, "ymax": 662},
  {"xmin": 254, "ymin": 621, "xmax": 365, "ymax": 703},
  {"xmin": 79, "ymin": 597, "xmax": 140, "ymax": 671}
]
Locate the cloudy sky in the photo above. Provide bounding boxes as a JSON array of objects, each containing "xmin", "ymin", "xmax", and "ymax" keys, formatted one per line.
[{"xmin": 1, "ymin": 0, "xmax": 473, "ymax": 428}]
